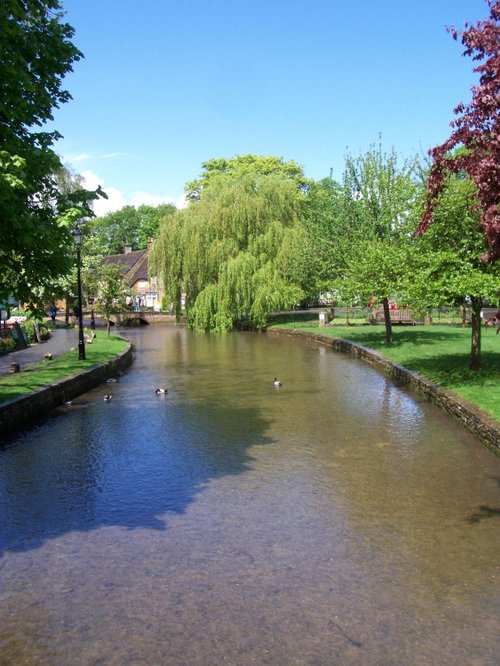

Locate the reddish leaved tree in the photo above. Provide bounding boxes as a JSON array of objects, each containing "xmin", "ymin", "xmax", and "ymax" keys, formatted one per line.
[{"xmin": 418, "ymin": 0, "xmax": 500, "ymax": 263}]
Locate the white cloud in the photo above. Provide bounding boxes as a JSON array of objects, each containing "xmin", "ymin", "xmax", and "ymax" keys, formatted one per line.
[
  {"xmin": 80, "ymin": 170, "xmax": 186, "ymax": 217},
  {"xmin": 68, "ymin": 152, "xmax": 91, "ymax": 162},
  {"xmin": 102, "ymin": 152, "xmax": 129, "ymax": 160}
]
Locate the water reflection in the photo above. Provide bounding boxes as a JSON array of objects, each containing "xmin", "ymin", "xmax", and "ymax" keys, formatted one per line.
[
  {"xmin": 0, "ymin": 326, "xmax": 498, "ymax": 665},
  {"xmin": 0, "ymin": 397, "xmax": 272, "ymax": 554}
]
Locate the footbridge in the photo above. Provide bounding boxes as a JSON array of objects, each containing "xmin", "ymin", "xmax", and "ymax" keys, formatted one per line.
[{"xmin": 105, "ymin": 312, "xmax": 180, "ymax": 326}]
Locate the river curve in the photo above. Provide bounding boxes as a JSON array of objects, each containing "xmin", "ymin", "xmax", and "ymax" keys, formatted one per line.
[{"xmin": 0, "ymin": 325, "xmax": 498, "ymax": 665}]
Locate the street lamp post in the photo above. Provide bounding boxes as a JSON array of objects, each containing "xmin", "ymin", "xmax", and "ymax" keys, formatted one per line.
[
  {"xmin": 88, "ymin": 265, "xmax": 96, "ymax": 330},
  {"xmin": 72, "ymin": 227, "xmax": 86, "ymax": 360}
]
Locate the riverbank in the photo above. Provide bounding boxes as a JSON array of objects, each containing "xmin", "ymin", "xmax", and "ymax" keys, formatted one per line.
[
  {"xmin": 0, "ymin": 333, "xmax": 132, "ymax": 435},
  {"xmin": 269, "ymin": 321, "xmax": 500, "ymax": 417},
  {"xmin": 268, "ymin": 327, "xmax": 500, "ymax": 453}
]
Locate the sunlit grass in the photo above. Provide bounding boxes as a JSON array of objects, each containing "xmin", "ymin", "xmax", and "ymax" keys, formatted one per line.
[
  {"xmin": 0, "ymin": 333, "xmax": 128, "ymax": 403},
  {"xmin": 271, "ymin": 321, "xmax": 500, "ymax": 422}
]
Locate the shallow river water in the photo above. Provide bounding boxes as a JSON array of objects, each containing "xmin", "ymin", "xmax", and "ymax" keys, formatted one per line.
[{"xmin": 0, "ymin": 325, "xmax": 499, "ymax": 665}]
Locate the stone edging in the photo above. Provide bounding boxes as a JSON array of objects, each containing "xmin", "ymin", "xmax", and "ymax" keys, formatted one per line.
[
  {"xmin": 0, "ymin": 343, "xmax": 133, "ymax": 436},
  {"xmin": 269, "ymin": 328, "xmax": 500, "ymax": 453}
]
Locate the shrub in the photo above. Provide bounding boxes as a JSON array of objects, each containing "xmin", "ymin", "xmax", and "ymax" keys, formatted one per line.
[
  {"xmin": 0, "ymin": 337, "xmax": 16, "ymax": 354},
  {"xmin": 21, "ymin": 320, "xmax": 50, "ymax": 344}
]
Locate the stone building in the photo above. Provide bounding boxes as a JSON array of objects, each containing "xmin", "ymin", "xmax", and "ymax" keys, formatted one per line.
[{"xmin": 103, "ymin": 242, "xmax": 163, "ymax": 310}]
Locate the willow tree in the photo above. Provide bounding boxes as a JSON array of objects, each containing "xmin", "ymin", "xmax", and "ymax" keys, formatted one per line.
[
  {"xmin": 185, "ymin": 153, "xmax": 310, "ymax": 201},
  {"xmin": 151, "ymin": 173, "xmax": 312, "ymax": 331}
]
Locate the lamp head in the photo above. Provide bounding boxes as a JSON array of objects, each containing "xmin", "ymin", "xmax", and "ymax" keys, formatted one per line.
[{"xmin": 72, "ymin": 227, "xmax": 82, "ymax": 246}]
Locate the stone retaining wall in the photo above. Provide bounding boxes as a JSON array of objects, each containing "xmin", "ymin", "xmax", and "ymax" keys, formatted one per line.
[
  {"xmin": 269, "ymin": 328, "xmax": 500, "ymax": 453},
  {"xmin": 0, "ymin": 343, "xmax": 133, "ymax": 436}
]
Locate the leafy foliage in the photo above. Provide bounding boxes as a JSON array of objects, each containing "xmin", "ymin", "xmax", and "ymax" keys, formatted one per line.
[
  {"xmin": 95, "ymin": 264, "xmax": 130, "ymax": 336},
  {"xmin": 411, "ymin": 177, "xmax": 499, "ymax": 308},
  {"xmin": 0, "ymin": 1, "xmax": 105, "ymax": 305},
  {"xmin": 90, "ymin": 203, "xmax": 176, "ymax": 256},
  {"xmin": 330, "ymin": 142, "xmax": 421, "ymax": 342},
  {"xmin": 418, "ymin": 1, "xmax": 500, "ymax": 262},
  {"xmin": 152, "ymin": 170, "xmax": 312, "ymax": 331},
  {"xmin": 185, "ymin": 154, "xmax": 310, "ymax": 201},
  {"xmin": 411, "ymin": 175, "xmax": 499, "ymax": 369}
]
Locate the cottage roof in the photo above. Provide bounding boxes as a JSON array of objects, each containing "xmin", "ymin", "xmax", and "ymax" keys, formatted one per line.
[{"xmin": 103, "ymin": 249, "xmax": 149, "ymax": 287}]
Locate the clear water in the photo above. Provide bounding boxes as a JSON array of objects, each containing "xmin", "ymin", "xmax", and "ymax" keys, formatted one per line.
[{"xmin": 0, "ymin": 326, "xmax": 498, "ymax": 665}]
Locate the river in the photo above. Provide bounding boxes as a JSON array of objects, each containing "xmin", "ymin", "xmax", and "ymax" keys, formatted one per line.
[{"xmin": 0, "ymin": 325, "xmax": 498, "ymax": 665}]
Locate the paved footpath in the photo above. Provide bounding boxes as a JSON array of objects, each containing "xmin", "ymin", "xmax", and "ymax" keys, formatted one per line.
[{"xmin": 0, "ymin": 328, "xmax": 80, "ymax": 375}]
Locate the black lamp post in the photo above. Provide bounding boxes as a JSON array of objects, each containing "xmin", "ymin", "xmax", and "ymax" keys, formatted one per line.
[
  {"xmin": 72, "ymin": 227, "xmax": 86, "ymax": 360},
  {"xmin": 88, "ymin": 265, "xmax": 96, "ymax": 330}
]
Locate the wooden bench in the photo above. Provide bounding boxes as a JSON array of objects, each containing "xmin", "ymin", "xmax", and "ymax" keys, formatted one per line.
[{"xmin": 370, "ymin": 308, "xmax": 417, "ymax": 325}]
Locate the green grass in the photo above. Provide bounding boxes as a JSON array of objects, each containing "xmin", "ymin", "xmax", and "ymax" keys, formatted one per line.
[
  {"xmin": 271, "ymin": 320, "xmax": 500, "ymax": 422},
  {"xmin": 0, "ymin": 333, "xmax": 128, "ymax": 403}
]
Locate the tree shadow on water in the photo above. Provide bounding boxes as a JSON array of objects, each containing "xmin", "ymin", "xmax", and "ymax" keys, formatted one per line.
[
  {"xmin": 0, "ymin": 399, "xmax": 274, "ymax": 555},
  {"xmin": 466, "ymin": 505, "xmax": 500, "ymax": 524}
]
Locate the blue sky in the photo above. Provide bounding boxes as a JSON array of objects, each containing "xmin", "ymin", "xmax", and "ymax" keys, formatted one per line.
[{"xmin": 52, "ymin": 0, "xmax": 489, "ymax": 216}]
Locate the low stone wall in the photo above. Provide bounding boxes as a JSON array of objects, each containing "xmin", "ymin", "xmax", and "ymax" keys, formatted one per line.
[
  {"xmin": 0, "ymin": 343, "xmax": 133, "ymax": 436},
  {"xmin": 269, "ymin": 328, "xmax": 500, "ymax": 453}
]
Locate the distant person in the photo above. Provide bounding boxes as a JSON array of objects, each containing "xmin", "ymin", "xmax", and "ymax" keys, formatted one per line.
[
  {"xmin": 135, "ymin": 295, "xmax": 142, "ymax": 312},
  {"xmin": 48, "ymin": 303, "xmax": 57, "ymax": 323}
]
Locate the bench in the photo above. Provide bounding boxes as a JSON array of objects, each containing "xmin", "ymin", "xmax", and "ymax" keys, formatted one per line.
[{"xmin": 369, "ymin": 308, "xmax": 417, "ymax": 325}]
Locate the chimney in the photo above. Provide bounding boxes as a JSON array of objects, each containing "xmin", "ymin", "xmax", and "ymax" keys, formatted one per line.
[{"xmin": 124, "ymin": 244, "xmax": 132, "ymax": 254}]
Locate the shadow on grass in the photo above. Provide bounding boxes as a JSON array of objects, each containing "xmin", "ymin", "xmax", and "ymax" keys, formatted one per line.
[
  {"xmin": 268, "ymin": 312, "xmax": 319, "ymax": 326},
  {"xmin": 330, "ymin": 327, "xmax": 471, "ymax": 349},
  {"xmin": 399, "ymin": 351, "xmax": 500, "ymax": 386}
]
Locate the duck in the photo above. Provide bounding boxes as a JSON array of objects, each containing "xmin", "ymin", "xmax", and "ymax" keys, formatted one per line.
[
  {"xmin": 106, "ymin": 378, "xmax": 117, "ymax": 384},
  {"xmin": 155, "ymin": 388, "xmax": 168, "ymax": 395},
  {"xmin": 273, "ymin": 377, "xmax": 282, "ymax": 387},
  {"xmin": 103, "ymin": 394, "xmax": 112, "ymax": 401}
]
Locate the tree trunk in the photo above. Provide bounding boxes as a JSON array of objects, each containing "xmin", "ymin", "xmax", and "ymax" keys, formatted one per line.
[
  {"xmin": 33, "ymin": 321, "xmax": 42, "ymax": 343},
  {"xmin": 382, "ymin": 296, "xmax": 393, "ymax": 345},
  {"xmin": 461, "ymin": 304, "xmax": 468, "ymax": 328},
  {"xmin": 469, "ymin": 297, "xmax": 482, "ymax": 370},
  {"xmin": 65, "ymin": 296, "xmax": 70, "ymax": 326}
]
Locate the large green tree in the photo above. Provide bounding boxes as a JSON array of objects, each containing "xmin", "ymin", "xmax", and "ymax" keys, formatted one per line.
[
  {"xmin": 333, "ymin": 143, "xmax": 421, "ymax": 343},
  {"xmin": 152, "ymin": 171, "xmax": 312, "ymax": 331},
  {"xmin": 410, "ymin": 175, "xmax": 499, "ymax": 369},
  {"xmin": 0, "ymin": 0, "xmax": 104, "ymax": 306},
  {"xmin": 418, "ymin": 1, "xmax": 500, "ymax": 262},
  {"xmin": 305, "ymin": 177, "xmax": 345, "ymax": 295},
  {"xmin": 90, "ymin": 203, "xmax": 176, "ymax": 256},
  {"xmin": 185, "ymin": 154, "xmax": 310, "ymax": 201}
]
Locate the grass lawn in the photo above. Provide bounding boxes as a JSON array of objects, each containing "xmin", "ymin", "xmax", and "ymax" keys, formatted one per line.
[
  {"xmin": 0, "ymin": 333, "xmax": 128, "ymax": 404},
  {"xmin": 270, "ymin": 319, "xmax": 500, "ymax": 422}
]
